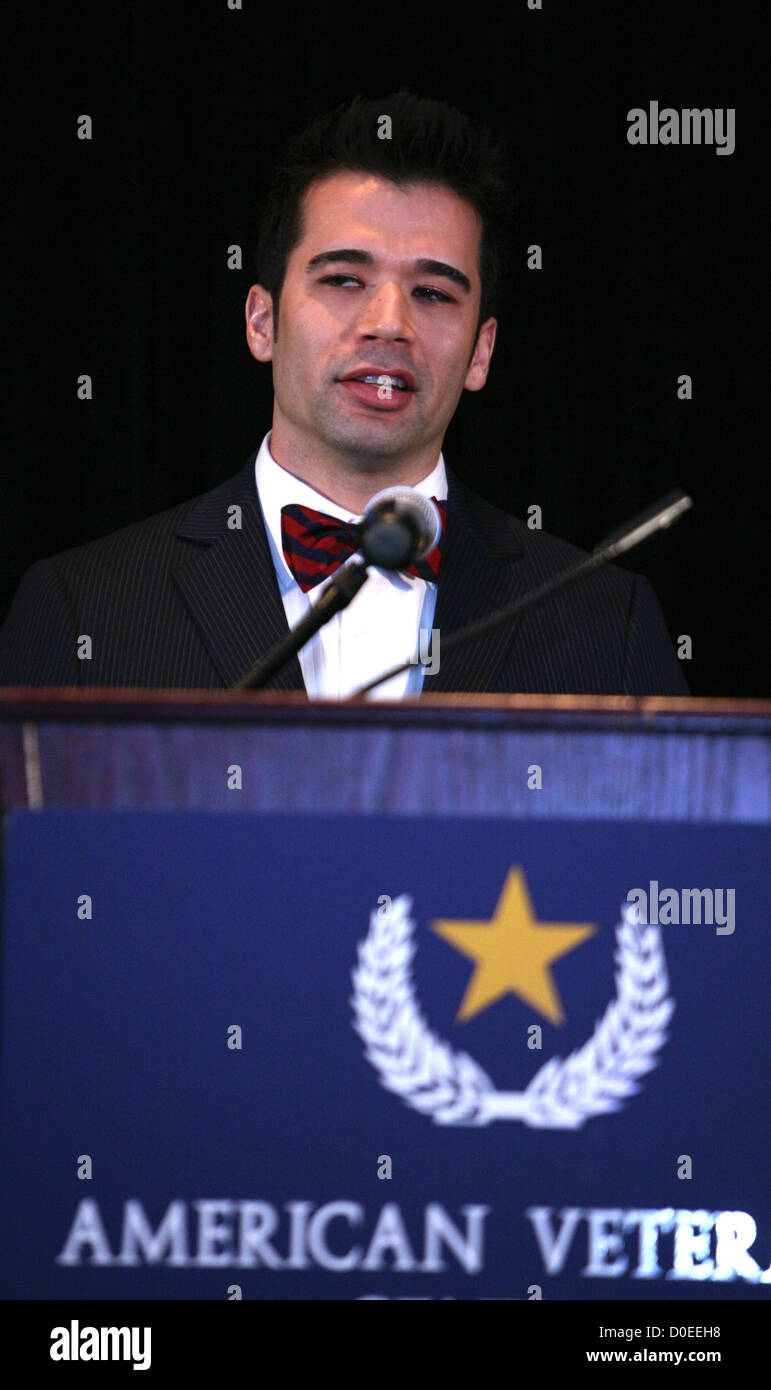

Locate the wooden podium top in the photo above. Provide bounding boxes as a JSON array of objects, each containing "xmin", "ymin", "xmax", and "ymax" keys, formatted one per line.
[
  {"xmin": 0, "ymin": 688, "xmax": 768, "ymax": 817},
  {"xmin": 0, "ymin": 687, "xmax": 769, "ymax": 733}
]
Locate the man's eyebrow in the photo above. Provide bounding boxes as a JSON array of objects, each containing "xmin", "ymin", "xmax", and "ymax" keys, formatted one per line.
[{"xmin": 305, "ymin": 249, "xmax": 471, "ymax": 294}]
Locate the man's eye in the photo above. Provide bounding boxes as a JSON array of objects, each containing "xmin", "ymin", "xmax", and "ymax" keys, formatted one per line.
[
  {"xmin": 319, "ymin": 275, "xmax": 452, "ymax": 303},
  {"xmin": 414, "ymin": 286, "xmax": 453, "ymax": 302}
]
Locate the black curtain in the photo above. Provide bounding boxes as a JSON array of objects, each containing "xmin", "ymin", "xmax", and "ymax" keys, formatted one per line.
[{"xmin": 4, "ymin": 0, "xmax": 762, "ymax": 695}]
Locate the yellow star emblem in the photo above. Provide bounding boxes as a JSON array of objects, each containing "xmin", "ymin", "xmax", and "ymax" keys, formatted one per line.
[{"xmin": 430, "ymin": 866, "xmax": 596, "ymax": 1025}]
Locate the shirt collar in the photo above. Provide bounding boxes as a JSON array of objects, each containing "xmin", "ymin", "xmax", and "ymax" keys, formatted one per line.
[{"xmin": 254, "ymin": 431, "xmax": 448, "ymax": 591}]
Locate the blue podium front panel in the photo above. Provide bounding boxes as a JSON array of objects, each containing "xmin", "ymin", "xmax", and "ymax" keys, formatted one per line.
[{"xmin": 0, "ymin": 808, "xmax": 768, "ymax": 1299}]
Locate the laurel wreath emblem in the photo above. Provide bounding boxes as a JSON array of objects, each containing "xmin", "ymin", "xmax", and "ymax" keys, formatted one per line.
[{"xmin": 350, "ymin": 894, "xmax": 674, "ymax": 1128}]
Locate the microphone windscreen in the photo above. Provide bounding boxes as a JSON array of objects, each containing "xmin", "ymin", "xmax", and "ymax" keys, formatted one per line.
[{"xmin": 363, "ymin": 487, "xmax": 441, "ymax": 561}]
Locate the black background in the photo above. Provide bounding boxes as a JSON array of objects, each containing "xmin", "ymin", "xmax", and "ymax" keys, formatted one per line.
[{"xmin": 4, "ymin": 1, "xmax": 763, "ymax": 695}]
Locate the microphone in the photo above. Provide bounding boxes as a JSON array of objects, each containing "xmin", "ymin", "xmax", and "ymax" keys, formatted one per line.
[
  {"xmin": 358, "ymin": 488, "xmax": 442, "ymax": 571},
  {"xmin": 347, "ymin": 489, "xmax": 693, "ymax": 698},
  {"xmin": 232, "ymin": 486, "xmax": 442, "ymax": 692}
]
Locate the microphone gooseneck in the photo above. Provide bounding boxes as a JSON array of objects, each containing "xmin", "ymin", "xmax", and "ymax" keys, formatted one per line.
[{"xmin": 347, "ymin": 489, "xmax": 693, "ymax": 698}]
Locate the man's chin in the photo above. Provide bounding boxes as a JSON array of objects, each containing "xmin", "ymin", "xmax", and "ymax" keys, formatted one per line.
[{"xmin": 322, "ymin": 415, "xmax": 422, "ymax": 462}]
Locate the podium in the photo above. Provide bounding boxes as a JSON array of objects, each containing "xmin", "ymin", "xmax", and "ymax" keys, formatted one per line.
[{"xmin": 0, "ymin": 689, "xmax": 769, "ymax": 1300}]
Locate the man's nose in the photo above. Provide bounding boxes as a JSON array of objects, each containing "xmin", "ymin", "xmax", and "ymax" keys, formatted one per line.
[{"xmin": 356, "ymin": 282, "xmax": 414, "ymax": 340}]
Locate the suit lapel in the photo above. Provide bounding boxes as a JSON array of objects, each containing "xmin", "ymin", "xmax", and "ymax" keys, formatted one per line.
[
  {"xmin": 423, "ymin": 467, "xmax": 526, "ymax": 693},
  {"xmin": 173, "ymin": 453, "xmax": 307, "ymax": 691}
]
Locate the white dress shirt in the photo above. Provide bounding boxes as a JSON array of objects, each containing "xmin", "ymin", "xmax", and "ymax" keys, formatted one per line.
[{"xmin": 254, "ymin": 432, "xmax": 447, "ymax": 699}]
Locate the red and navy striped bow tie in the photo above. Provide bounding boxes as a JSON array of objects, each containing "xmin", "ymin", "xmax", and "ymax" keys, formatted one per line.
[{"xmin": 280, "ymin": 498, "xmax": 447, "ymax": 592}]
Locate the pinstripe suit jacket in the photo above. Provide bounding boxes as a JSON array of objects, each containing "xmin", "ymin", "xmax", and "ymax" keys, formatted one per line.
[{"xmin": 0, "ymin": 451, "xmax": 689, "ymax": 695}]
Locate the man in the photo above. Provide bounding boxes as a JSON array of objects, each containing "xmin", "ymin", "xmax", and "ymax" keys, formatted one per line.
[{"xmin": 0, "ymin": 90, "xmax": 688, "ymax": 697}]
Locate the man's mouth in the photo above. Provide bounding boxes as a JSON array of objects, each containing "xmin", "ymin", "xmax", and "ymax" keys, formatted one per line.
[
  {"xmin": 338, "ymin": 366, "xmax": 417, "ymax": 391},
  {"xmin": 337, "ymin": 368, "xmax": 417, "ymax": 411},
  {"xmin": 346, "ymin": 373, "xmax": 410, "ymax": 391}
]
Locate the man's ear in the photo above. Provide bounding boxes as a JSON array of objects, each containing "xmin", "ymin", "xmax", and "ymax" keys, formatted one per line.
[
  {"xmin": 245, "ymin": 284, "xmax": 274, "ymax": 363},
  {"xmin": 464, "ymin": 317, "xmax": 497, "ymax": 392}
]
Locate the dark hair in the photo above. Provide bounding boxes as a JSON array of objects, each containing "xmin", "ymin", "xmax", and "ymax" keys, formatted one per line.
[{"xmin": 256, "ymin": 88, "xmax": 515, "ymax": 343}]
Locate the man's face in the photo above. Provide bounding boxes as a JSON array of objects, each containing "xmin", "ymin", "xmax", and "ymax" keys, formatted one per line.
[{"xmin": 246, "ymin": 172, "xmax": 497, "ymax": 473}]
